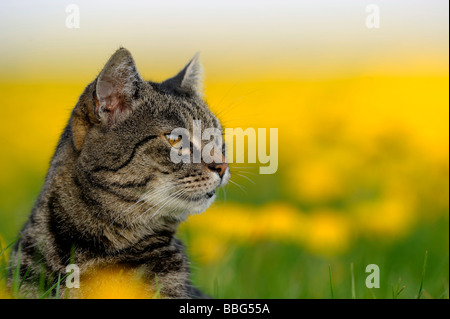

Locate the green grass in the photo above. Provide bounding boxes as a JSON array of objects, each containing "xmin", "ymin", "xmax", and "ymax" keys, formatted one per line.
[
  {"xmin": 1, "ymin": 215, "xmax": 448, "ymax": 299},
  {"xmin": 350, "ymin": 263, "xmax": 356, "ymax": 299},
  {"xmin": 329, "ymin": 265, "xmax": 334, "ymax": 299},
  {"xmin": 0, "ymin": 237, "xmax": 70, "ymax": 299},
  {"xmin": 416, "ymin": 250, "xmax": 428, "ymax": 299},
  {"xmin": 180, "ymin": 217, "xmax": 449, "ymax": 299}
]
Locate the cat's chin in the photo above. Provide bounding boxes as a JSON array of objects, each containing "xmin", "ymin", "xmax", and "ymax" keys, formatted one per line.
[
  {"xmin": 174, "ymin": 194, "xmax": 216, "ymax": 217},
  {"xmin": 187, "ymin": 194, "xmax": 216, "ymax": 215},
  {"xmin": 154, "ymin": 193, "xmax": 216, "ymax": 222}
]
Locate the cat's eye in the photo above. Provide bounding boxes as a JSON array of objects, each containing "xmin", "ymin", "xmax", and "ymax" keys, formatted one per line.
[{"xmin": 165, "ymin": 134, "xmax": 182, "ymax": 148}]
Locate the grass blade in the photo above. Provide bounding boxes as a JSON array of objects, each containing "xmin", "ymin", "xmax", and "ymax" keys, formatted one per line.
[
  {"xmin": 55, "ymin": 273, "xmax": 61, "ymax": 299},
  {"xmin": 351, "ymin": 263, "xmax": 356, "ymax": 299},
  {"xmin": 416, "ymin": 250, "xmax": 428, "ymax": 299},
  {"xmin": 0, "ymin": 236, "xmax": 21, "ymax": 258},
  {"xmin": 11, "ymin": 243, "xmax": 21, "ymax": 298},
  {"xmin": 392, "ymin": 277, "xmax": 405, "ymax": 299},
  {"xmin": 18, "ymin": 265, "xmax": 31, "ymax": 291},
  {"xmin": 40, "ymin": 273, "xmax": 69, "ymax": 299},
  {"xmin": 329, "ymin": 265, "xmax": 334, "ymax": 299},
  {"xmin": 213, "ymin": 277, "xmax": 220, "ymax": 299},
  {"xmin": 152, "ymin": 274, "xmax": 161, "ymax": 299}
]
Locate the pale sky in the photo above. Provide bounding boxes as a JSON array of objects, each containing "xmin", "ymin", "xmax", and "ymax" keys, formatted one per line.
[{"xmin": 0, "ymin": 0, "xmax": 448, "ymax": 81}]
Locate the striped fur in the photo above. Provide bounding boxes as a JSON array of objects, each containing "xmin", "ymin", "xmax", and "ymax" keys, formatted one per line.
[{"xmin": 9, "ymin": 48, "xmax": 230, "ymax": 299}]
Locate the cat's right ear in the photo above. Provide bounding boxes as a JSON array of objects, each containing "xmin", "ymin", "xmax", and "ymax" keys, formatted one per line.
[
  {"xmin": 71, "ymin": 48, "xmax": 143, "ymax": 151},
  {"xmin": 94, "ymin": 48, "xmax": 143, "ymax": 124}
]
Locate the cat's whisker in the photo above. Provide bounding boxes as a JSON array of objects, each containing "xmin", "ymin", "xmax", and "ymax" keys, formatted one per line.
[
  {"xmin": 218, "ymin": 185, "xmax": 227, "ymax": 204},
  {"xmin": 105, "ymin": 184, "xmax": 179, "ymax": 229},
  {"xmin": 213, "ymin": 84, "xmax": 239, "ymax": 116},
  {"xmin": 229, "ymin": 165, "xmax": 258, "ymax": 170},
  {"xmin": 164, "ymin": 191, "xmax": 189, "ymax": 217},
  {"xmin": 123, "ymin": 183, "xmax": 177, "ymax": 216},
  {"xmin": 134, "ymin": 186, "xmax": 174, "ymax": 208},
  {"xmin": 215, "ymin": 89, "xmax": 259, "ymax": 119},
  {"xmin": 234, "ymin": 173, "xmax": 256, "ymax": 185},
  {"xmin": 108, "ymin": 187, "xmax": 168, "ymax": 227},
  {"xmin": 119, "ymin": 187, "xmax": 156, "ymax": 214},
  {"xmin": 138, "ymin": 188, "xmax": 181, "ymax": 220},
  {"xmin": 148, "ymin": 189, "xmax": 187, "ymax": 222},
  {"xmin": 167, "ymin": 192, "xmax": 190, "ymax": 222},
  {"xmin": 137, "ymin": 184, "xmax": 176, "ymax": 205},
  {"xmin": 229, "ymin": 169, "xmax": 258, "ymax": 177},
  {"xmin": 228, "ymin": 179, "xmax": 247, "ymax": 194},
  {"xmin": 229, "ymin": 170, "xmax": 256, "ymax": 182},
  {"xmin": 137, "ymin": 188, "xmax": 184, "ymax": 221},
  {"xmin": 157, "ymin": 189, "xmax": 187, "ymax": 212}
]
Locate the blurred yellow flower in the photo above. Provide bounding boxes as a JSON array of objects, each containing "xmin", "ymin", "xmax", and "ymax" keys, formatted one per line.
[
  {"xmin": 0, "ymin": 280, "xmax": 10, "ymax": 299},
  {"xmin": 184, "ymin": 203, "xmax": 257, "ymax": 241},
  {"xmin": 292, "ymin": 160, "xmax": 344, "ymax": 202},
  {"xmin": 73, "ymin": 265, "xmax": 158, "ymax": 299},
  {"xmin": 354, "ymin": 198, "xmax": 416, "ymax": 239},
  {"xmin": 304, "ymin": 211, "xmax": 352, "ymax": 256},
  {"xmin": 257, "ymin": 203, "xmax": 308, "ymax": 242},
  {"xmin": 183, "ymin": 202, "xmax": 353, "ymax": 258}
]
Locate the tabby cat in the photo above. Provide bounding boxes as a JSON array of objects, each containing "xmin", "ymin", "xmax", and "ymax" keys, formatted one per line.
[{"xmin": 9, "ymin": 48, "xmax": 230, "ymax": 298}]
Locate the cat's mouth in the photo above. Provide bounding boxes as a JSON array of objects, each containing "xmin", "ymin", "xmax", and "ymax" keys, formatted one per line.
[{"xmin": 182, "ymin": 190, "xmax": 215, "ymax": 202}]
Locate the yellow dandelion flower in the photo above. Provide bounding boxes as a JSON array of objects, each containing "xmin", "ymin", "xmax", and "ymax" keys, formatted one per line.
[
  {"xmin": 354, "ymin": 198, "xmax": 416, "ymax": 239},
  {"xmin": 304, "ymin": 211, "xmax": 352, "ymax": 256},
  {"xmin": 257, "ymin": 203, "xmax": 307, "ymax": 242},
  {"xmin": 183, "ymin": 203, "xmax": 257, "ymax": 241},
  {"xmin": 292, "ymin": 160, "xmax": 344, "ymax": 202},
  {"xmin": 73, "ymin": 265, "xmax": 158, "ymax": 299}
]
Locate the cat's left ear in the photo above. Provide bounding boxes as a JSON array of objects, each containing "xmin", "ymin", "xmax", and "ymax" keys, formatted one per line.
[
  {"xmin": 161, "ymin": 53, "xmax": 203, "ymax": 97},
  {"xmin": 94, "ymin": 48, "xmax": 143, "ymax": 124}
]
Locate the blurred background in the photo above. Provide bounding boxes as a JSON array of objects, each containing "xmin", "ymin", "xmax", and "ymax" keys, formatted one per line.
[{"xmin": 0, "ymin": 0, "xmax": 448, "ymax": 298}]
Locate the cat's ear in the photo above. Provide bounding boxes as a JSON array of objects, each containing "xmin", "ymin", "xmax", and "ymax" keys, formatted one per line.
[
  {"xmin": 94, "ymin": 48, "xmax": 143, "ymax": 123},
  {"xmin": 161, "ymin": 53, "xmax": 203, "ymax": 97}
]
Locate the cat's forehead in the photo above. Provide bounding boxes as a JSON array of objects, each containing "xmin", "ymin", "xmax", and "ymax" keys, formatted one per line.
[{"xmin": 138, "ymin": 82, "xmax": 220, "ymax": 131}]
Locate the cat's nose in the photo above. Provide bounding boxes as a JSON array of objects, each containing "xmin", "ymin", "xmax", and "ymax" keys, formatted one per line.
[{"xmin": 208, "ymin": 162, "xmax": 228, "ymax": 178}]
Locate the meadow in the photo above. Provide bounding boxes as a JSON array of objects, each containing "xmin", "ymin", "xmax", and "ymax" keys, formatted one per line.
[{"xmin": 0, "ymin": 74, "xmax": 448, "ymax": 298}]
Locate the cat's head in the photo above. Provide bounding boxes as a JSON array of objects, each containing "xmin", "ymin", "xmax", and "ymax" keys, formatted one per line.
[{"xmin": 70, "ymin": 48, "xmax": 230, "ymax": 222}]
